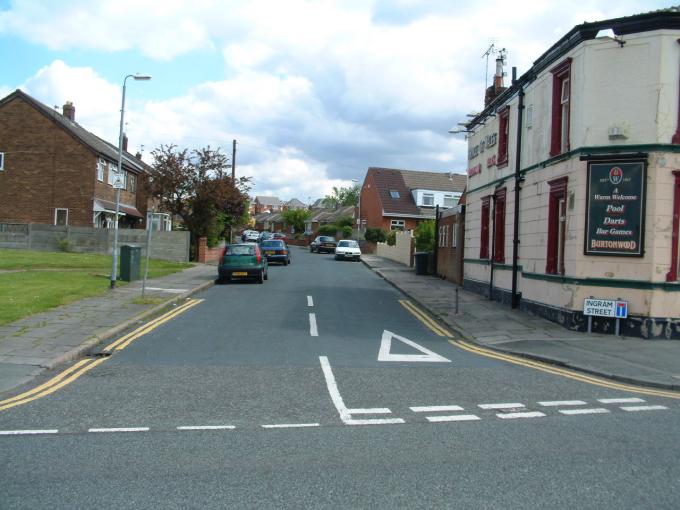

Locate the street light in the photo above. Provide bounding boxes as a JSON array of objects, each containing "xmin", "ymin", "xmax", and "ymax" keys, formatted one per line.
[{"xmin": 110, "ymin": 74, "xmax": 151, "ymax": 289}]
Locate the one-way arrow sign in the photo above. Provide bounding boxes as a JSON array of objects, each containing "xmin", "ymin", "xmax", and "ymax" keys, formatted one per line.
[{"xmin": 377, "ymin": 330, "xmax": 451, "ymax": 363}]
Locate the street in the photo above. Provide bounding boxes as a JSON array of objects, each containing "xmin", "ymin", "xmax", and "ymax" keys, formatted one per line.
[{"xmin": 1, "ymin": 246, "xmax": 678, "ymax": 509}]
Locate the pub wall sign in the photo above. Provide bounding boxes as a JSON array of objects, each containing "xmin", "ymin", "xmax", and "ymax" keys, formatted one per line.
[{"xmin": 584, "ymin": 160, "xmax": 646, "ymax": 257}]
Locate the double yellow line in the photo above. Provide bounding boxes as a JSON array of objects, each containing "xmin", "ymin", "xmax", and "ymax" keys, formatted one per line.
[
  {"xmin": 0, "ymin": 298, "xmax": 203, "ymax": 412},
  {"xmin": 400, "ymin": 299, "xmax": 680, "ymax": 400}
]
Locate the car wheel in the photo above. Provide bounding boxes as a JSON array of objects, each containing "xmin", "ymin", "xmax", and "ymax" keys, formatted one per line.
[
  {"xmin": 287, "ymin": 257, "xmax": 291, "ymax": 265},
  {"xmin": 264, "ymin": 268, "xmax": 268, "ymax": 280},
  {"xmin": 257, "ymin": 270, "xmax": 264, "ymax": 284}
]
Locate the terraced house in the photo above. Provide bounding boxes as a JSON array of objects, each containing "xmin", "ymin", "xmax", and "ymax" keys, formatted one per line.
[
  {"xmin": 0, "ymin": 89, "xmax": 151, "ymax": 229},
  {"xmin": 461, "ymin": 7, "xmax": 680, "ymax": 338}
]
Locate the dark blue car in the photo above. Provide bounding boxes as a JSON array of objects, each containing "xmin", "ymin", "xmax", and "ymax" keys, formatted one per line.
[{"xmin": 260, "ymin": 240, "xmax": 291, "ymax": 265}]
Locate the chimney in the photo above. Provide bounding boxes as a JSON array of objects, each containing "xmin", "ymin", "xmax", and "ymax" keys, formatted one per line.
[
  {"xmin": 62, "ymin": 101, "xmax": 75, "ymax": 121},
  {"xmin": 484, "ymin": 49, "xmax": 508, "ymax": 107},
  {"xmin": 122, "ymin": 133, "xmax": 128, "ymax": 152}
]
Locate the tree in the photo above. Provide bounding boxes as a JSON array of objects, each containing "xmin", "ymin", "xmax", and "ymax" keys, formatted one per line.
[
  {"xmin": 282, "ymin": 208, "xmax": 311, "ymax": 233},
  {"xmin": 415, "ymin": 220, "xmax": 436, "ymax": 252},
  {"xmin": 324, "ymin": 184, "xmax": 360, "ymax": 208},
  {"xmin": 147, "ymin": 144, "xmax": 251, "ymax": 255}
]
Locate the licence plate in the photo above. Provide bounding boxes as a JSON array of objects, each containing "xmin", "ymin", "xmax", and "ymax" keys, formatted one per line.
[
  {"xmin": 324, "ymin": 244, "xmax": 333, "ymax": 247},
  {"xmin": 233, "ymin": 271, "xmax": 248, "ymax": 276},
  {"xmin": 265, "ymin": 251, "xmax": 275, "ymax": 255}
]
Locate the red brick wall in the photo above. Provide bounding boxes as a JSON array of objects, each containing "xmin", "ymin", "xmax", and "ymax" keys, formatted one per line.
[
  {"xmin": 360, "ymin": 172, "xmax": 384, "ymax": 230},
  {"xmin": 197, "ymin": 237, "xmax": 226, "ymax": 264},
  {"xmin": 0, "ymin": 97, "xmax": 96, "ymax": 226}
]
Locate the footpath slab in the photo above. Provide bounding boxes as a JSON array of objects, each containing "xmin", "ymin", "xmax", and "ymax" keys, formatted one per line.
[
  {"xmin": 0, "ymin": 264, "xmax": 217, "ymax": 395},
  {"xmin": 362, "ymin": 255, "xmax": 680, "ymax": 391}
]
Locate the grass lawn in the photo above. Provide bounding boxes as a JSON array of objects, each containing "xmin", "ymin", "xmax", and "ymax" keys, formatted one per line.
[{"xmin": 0, "ymin": 249, "xmax": 193, "ymax": 326}]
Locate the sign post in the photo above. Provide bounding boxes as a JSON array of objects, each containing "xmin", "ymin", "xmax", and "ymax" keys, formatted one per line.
[{"xmin": 583, "ymin": 297, "xmax": 628, "ymax": 335}]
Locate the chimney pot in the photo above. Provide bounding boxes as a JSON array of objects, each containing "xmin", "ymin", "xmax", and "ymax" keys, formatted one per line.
[{"xmin": 62, "ymin": 101, "xmax": 75, "ymax": 121}]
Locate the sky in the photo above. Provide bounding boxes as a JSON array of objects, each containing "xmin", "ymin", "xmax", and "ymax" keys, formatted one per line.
[{"xmin": 0, "ymin": 0, "xmax": 672, "ymax": 202}]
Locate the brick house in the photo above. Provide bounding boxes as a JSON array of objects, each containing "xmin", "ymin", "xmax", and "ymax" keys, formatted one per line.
[
  {"xmin": 0, "ymin": 89, "xmax": 149, "ymax": 229},
  {"xmin": 252, "ymin": 196, "xmax": 283, "ymax": 214},
  {"xmin": 359, "ymin": 167, "xmax": 466, "ymax": 231}
]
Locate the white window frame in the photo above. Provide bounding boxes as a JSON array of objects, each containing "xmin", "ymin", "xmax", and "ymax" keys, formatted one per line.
[
  {"xmin": 452, "ymin": 223, "xmax": 458, "ymax": 248},
  {"xmin": 526, "ymin": 104, "xmax": 534, "ymax": 129},
  {"xmin": 97, "ymin": 158, "xmax": 105, "ymax": 181},
  {"xmin": 422, "ymin": 193, "xmax": 434, "ymax": 207},
  {"xmin": 443, "ymin": 195, "xmax": 455, "ymax": 208},
  {"xmin": 0, "ymin": 152, "xmax": 5, "ymax": 171},
  {"xmin": 129, "ymin": 173, "xmax": 136, "ymax": 192},
  {"xmin": 560, "ymin": 78, "xmax": 570, "ymax": 153},
  {"xmin": 54, "ymin": 208, "xmax": 69, "ymax": 226},
  {"xmin": 108, "ymin": 163, "xmax": 117, "ymax": 185},
  {"xmin": 390, "ymin": 190, "xmax": 400, "ymax": 199},
  {"xmin": 390, "ymin": 219, "xmax": 405, "ymax": 231}
]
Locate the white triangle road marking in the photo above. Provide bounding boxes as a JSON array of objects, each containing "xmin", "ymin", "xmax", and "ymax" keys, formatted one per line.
[{"xmin": 377, "ymin": 330, "xmax": 451, "ymax": 363}]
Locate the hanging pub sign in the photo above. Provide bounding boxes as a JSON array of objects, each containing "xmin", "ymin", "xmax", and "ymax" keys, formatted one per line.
[{"xmin": 584, "ymin": 160, "xmax": 646, "ymax": 256}]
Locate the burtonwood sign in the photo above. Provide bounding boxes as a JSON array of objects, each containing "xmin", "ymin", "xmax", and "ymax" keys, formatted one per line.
[{"xmin": 585, "ymin": 160, "xmax": 646, "ymax": 256}]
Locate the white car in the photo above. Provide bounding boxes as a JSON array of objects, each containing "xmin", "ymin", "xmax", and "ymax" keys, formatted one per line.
[
  {"xmin": 242, "ymin": 230, "xmax": 260, "ymax": 242},
  {"xmin": 334, "ymin": 240, "xmax": 362, "ymax": 261}
]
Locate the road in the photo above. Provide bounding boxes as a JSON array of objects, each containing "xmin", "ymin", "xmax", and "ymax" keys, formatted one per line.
[{"xmin": 1, "ymin": 246, "xmax": 679, "ymax": 509}]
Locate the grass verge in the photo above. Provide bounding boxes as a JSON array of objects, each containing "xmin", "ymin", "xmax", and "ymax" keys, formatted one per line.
[{"xmin": 0, "ymin": 249, "xmax": 193, "ymax": 326}]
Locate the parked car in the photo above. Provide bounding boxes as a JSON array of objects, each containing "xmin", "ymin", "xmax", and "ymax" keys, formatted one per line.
[
  {"xmin": 259, "ymin": 231, "xmax": 273, "ymax": 242},
  {"xmin": 217, "ymin": 243, "xmax": 268, "ymax": 283},
  {"xmin": 272, "ymin": 232, "xmax": 287, "ymax": 241},
  {"xmin": 260, "ymin": 239, "xmax": 291, "ymax": 265},
  {"xmin": 334, "ymin": 239, "xmax": 362, "ymax": 261},
  {"xmin": 242, "ymin": 230, "xmax": 260, "ymax": 242},
  {"xmin": 310, "ymin": 236, "xmax": 337, "ymax": 253}
]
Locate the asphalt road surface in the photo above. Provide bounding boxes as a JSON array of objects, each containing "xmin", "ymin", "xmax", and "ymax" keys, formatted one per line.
[{"xmin": 1, "ymin": 247, "xmax": 679, "ymax": 509}]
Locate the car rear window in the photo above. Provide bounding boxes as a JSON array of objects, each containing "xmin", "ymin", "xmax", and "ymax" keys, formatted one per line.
[
  {"xmin": 261, "ymin": 240, "xmax": 284, "ymax": 248},
  {"xmin": 226, "ymin": 245, "xmax": 255, "ymax": 255},
  {"xmin": 338, "ymin": 240, "xmax": 358, "ymax": 247},
  {"xmin": 320, "ymin": 236, "xmax": 336, "ymax": 242}
]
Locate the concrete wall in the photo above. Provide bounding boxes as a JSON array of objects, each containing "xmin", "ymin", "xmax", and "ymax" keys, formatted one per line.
[
  {"xmin": 0, "ymin": 223, "xmax": 190, "ymax": 262},
  {"xmin": 376, "ymin": 230, "xmax": 414, "ymax": 267}
]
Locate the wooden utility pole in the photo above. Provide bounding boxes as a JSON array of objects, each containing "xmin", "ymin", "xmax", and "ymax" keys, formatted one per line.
[{"xmin": 232, "ymin": 139, "xmax": 237, "ymax": 181}]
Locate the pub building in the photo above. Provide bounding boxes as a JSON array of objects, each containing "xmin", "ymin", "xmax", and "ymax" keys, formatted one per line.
[{"xmin": 459, "ymin": 7, "xmax": 680, "ymax": 339}]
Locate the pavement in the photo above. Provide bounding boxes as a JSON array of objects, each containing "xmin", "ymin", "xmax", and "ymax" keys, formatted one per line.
[
  {"xmin": 1, "ymin": 251, "xmax": 679, "ymax": 397},
  {"xmin": 361, "ymin": 254, "xmax": 680, "ymax": 391}
]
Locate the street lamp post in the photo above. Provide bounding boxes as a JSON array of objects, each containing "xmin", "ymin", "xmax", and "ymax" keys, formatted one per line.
[{"xmin": 110, "ymin": 74, "xmax": 151, "ymax": 289}]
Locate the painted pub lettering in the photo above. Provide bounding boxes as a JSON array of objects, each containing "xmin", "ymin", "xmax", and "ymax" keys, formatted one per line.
[{"xmin": 585, "ymin": 161, "xmax": 645, "ymax": 256}]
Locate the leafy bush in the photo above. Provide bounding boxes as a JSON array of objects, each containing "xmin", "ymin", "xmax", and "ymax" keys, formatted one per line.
[
  {"xmin": 336, "ymin": 216, "xmax": 353, "ymax": 228},
  {"xmin": 57, "ymin": 237, "xmax": 73, "ymax": 253},
  {"xmin": 364, "ymin": 227, "xmax": 387, "ymax": 243},
  {"xmin": 341, "ymin": 225, "xmax": 353, "ymax": 238},
  {"xmin": 318, "ymin": 224, "xmax": 337, "ymax": 236},
  {"xmin": 386, "ymin": 230, "xmax": 396, "ymax": 246},
  {"xmin": 415, "ymin": 220, "xmax": 435, "ymax": 252}
]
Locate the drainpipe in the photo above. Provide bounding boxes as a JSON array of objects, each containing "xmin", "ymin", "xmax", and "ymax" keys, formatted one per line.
[
  {"xmin": 511, "ymin": 67, "xmax": 524, "ymax": 309},
  {"xmin": 433, "ymin": 204, "xmax": 440, "ymax": 275},
  {"xmin": 489, "ymin": 193, "xmax": 497, "ymax": 301}
]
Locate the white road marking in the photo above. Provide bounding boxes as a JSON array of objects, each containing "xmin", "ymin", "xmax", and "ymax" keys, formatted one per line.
[
  {"xmin": 319, "ymin": 356, "xmax": 405, "ymax": 425},
  {"xmin": 176, "ymin": 425, "xmax": 236, "ymax": 431},
  {"xmin": 426, "ymin": 415, "xmax": 480, "ymax": 422},
  {"xmin": 347, "ymin": 407, "xmax": 392, "ymax": 414},
  {"xmin": 559, "ymin": 408, "xmax": 610, "ymax": 415},
  {"xmin": 377, "ymin": 330, "xmax": 451, "ymax": 363},
  {"xmin": 538, "ymin": 400, "xmax": 587, "ymax": 407},
  {"xmin": 88, "ymin": 427, "xmax": 150, "ymax": 433},
  {"xmin": 410, "ymin": 405, "xmax": 465, "ymax": 413},
  {"xmin": 309, "ymin": 313, "xmax": 318, "ymax": 336},
  {"xmin": 0, "ymin": 429, "xmax": 59, "ymax": 435},
  {"xmin": 307, "ymin": 295, "xmax": 314, "ymax": 307},
  {"xmin": 345, "ymin": 418, "xmax": 406, "ymax": 425},
  {"xmin": 496, "ymin": 412, "xmax": 546, "ymax": 419},
  {"xmin": 620, "ymin": 405, "xmax": 668, "ymax": 412},
  {"xmin": 598, "ymin": 397, "xmax": 645, "ymax": 404},
  {"xmin": 478, "ymin": 403, "xmax": 524, "ymax": 410},
  {"xmin": 262, "ymin": 423, "xmax": 320, "ymax": 429}
]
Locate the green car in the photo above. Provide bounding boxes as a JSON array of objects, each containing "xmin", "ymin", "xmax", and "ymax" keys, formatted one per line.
[{"xmin": 217, "ymin": 243, "xmax": 269, "ymax": 284}]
